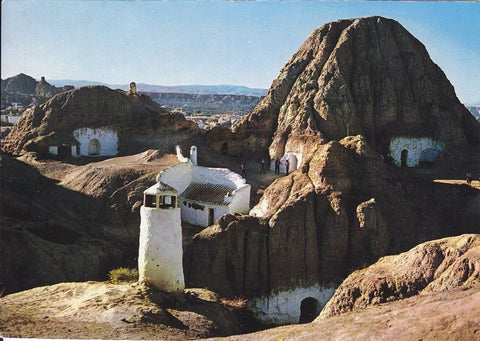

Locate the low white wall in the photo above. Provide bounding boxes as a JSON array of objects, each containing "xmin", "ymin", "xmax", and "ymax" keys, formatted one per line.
[
  {"xmin": 73, "ymin": 127, "xmax": 118, "ymax": 156},
  {"xmin": 138, "ymin": 206, "xmax": 184, "ymax": 292},
  {"xmin": 71, "ymin": 145, "xmax": 79, "ymax": 157},
  {"xmin": 389, "ymin": 137, "xmax": 445, "ymax": 167},
  {"xmin": 248, "ymin": 284, "xmax": 336, "ymax": 325}
]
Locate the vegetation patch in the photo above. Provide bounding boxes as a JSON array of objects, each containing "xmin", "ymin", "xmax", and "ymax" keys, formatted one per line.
[{"xmin": 108, "ymin": 267, "xmax": 139, "ymax": 283}]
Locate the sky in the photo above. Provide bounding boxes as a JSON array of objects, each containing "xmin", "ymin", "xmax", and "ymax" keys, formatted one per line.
[{"xmin": 1, "ymin": 1, "xmax": 479, "ymax": 104}]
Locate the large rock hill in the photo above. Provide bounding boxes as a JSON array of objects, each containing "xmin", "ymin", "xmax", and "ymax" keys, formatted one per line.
[
  {"xmin": 1, "ymin": 85, "xmax": 199, "ymax": 156},
  {"xmin": 217, "ymin": 16, "xmax": 480, "ymax": 157},
  {"xmin": 184, "ymin": 18, "xmax": 480, "ymax": 324}
]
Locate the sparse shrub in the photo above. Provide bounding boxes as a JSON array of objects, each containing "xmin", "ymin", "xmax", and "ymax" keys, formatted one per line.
[
  {"xmin": 220, "ymin": 296, "xmax": 248, "ymax": 310},
  {"xmin": 108, "ymin": 267, "xmax": 139, "ymax": 283}
]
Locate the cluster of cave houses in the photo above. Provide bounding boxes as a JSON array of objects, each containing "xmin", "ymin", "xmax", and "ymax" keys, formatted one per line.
[
  {"xmin": 48, "ymin": 122, "xmax": 445, "ymax": 169},
  {"xmin": 44, "ymin": 125, "xmax": 445, "ymax": 323}
]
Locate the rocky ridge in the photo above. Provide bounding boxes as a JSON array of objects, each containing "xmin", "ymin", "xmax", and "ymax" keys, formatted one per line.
[
  {"xmin": 1, "ymin": 74, "xmax": 73, "ymax": 109},
  {"xmin": 187, "ymin": 135, "xmax": 480, "ymax": 298},
  {"xmin": 319, "ymin": 233, "xmax": 480, "ymax": 318}
]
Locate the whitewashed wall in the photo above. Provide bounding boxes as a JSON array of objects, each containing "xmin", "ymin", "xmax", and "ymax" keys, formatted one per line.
[
  {"xmin": 73, "ymin": 127, "xmax": 118, "ymax": 156},
  {"xmin": 193, "ymin": 166, "xmax": 246, "ymax": 188},
  {"xmin": 229, "ymin": 185, "xmax": 251, "ymax": 214},
  {"xmin": 181, "ymin": 203, "xmax": 229, "ymax": 226},
  {"xmin": 248, "ymin": 284, "xmax": 336, "ymax": 325},
  {"xmin": 138, "ymin": 206, "xmax": 184, "ymax": 292},
  {"xmin": 1, "ymin": 115, "xmax": 22, "ymax": 124},
  {"xmin": 156, "ymin": 162, "xmax": 193, "ymax": 194},
  {"xmin": 389, "ymin": 137, "xmax": 445, "ymax": 167}
]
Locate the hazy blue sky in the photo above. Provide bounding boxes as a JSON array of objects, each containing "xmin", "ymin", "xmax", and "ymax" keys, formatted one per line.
[{"xmin": 2, "ymin": 1, "xmax": 479, "ymax": 103}]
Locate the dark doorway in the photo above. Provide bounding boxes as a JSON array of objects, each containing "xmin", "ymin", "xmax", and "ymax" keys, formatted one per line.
[
  {"xmin": 221, "ymin": 142, "xmax": 228, "ymax": 155},
  {"xmin": 208, "ymin": 208, "xmax": 215, "ymax": 226},
  {"xmin": 88, "ymin": 139, "xmax": 100, "ymax": 155},
  {"xmin": 401, "ymin": 149, "xmax": 408, "ymax": 167},
  {"xmin": 299, "ymin": 297, "xmax": 320, "ymax": 323},
  {"xmin": 58, "ymin": 145, "xmax": 72, "ymax": 159}
]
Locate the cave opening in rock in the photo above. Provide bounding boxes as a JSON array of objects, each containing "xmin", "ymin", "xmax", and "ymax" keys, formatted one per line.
[
  {"xmin": 299, "ymin": 297, "xmax": 320, "ymax": 323},
  {"xmin": 401, "ymin": 149, "xmax": 408, "ymax": 167}
]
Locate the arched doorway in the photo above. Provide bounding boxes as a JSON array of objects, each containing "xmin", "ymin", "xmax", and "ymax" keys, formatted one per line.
[
  {"xmin": 88, "ymin": 139, "xmax": 100, "ymax": 156},
  {"xmin": 299, "ymin": 297, "xmax": 320, "ymax": 323},
  {"xmin": 401, "ymin": 149, "xmax": 408, "ymax": 167}
]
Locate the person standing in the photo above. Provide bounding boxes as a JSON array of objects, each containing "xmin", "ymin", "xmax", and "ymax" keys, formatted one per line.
[
  {"xmin": 274, "ymin": 158, "xmax": 280, "ymax": 175},
  {"xmin": 285, "ymin": 159, "xmax": 290, "ymax": 175},
  {"xmin": 260, "ymin": 158, "xmax": 266, "ymax": 174}
]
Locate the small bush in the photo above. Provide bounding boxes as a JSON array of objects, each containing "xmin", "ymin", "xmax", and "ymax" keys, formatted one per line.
[
  {"xmin": 109, "ymin": 267, "xmax": 139, "ymax": 283},
  {"xmin": 221, "ymin": 296, "xmax": 248, "ymax": 309}
]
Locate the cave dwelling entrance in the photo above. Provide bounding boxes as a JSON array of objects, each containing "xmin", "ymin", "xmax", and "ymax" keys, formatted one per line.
[
  {"xmin": 299, "ymin": 297, "xmax": 321, "ymax": 323},
  {"xmin": 401, "ymin": 149, "xmax": 408, "ymax": 167},
  {"xmin": 88, "ymin": 138, "xmax": 100, "ymax": 156}
]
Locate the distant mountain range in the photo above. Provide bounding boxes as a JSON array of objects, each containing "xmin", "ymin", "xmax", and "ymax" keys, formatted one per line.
[{"xmin": 49, "ymin": 80, "xmax": 267, "ymax": 97}]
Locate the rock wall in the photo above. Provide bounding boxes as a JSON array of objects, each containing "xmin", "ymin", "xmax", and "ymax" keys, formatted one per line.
[
  {"xmin": 187, "ymin": 135, "xmax": 480, "ymax": 308},
  {"xmin": 319, "ymin": 234, "xmax": 480, "ymax": 318}
]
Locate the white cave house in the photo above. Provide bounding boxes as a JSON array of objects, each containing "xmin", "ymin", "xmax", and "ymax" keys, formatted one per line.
[
  {"xmin": 155, "ymin": 146, "xmax": 251, "ymax": 227},
  {"xmin": 72, "ymin": 127, "xmax": 119, "ymax": 157},
  {"xmin": 389, "ymin": 137, "xmax": 445, "ymax": 167}
]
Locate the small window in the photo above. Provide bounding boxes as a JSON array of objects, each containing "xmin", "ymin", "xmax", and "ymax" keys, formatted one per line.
[{"xmin": 144, "ymin": 194, "xmax": 157, "ymax": 208}]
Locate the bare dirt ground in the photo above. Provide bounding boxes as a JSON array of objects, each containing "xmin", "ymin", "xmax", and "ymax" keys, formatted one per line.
[
  {"xmin": 0, "ymin": 281, "xmax": 246, "ymax": 340},
  {"xmin": 2, "ymin": 282, "xmax": 479, "ymax": 340}
]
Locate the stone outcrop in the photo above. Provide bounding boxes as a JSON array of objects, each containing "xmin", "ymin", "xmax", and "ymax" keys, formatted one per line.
[
  {"xmin": 1, "ymin": 85, "xmax": 199, "ymax": 156},
  {"xmin": 218, "ymin": 16, "xmax": 480, "ymax": 157},
  {"xmin": 0, "ymin": 155, "xmax": 124, "ymax": 294},
  {"xmin": 0, "ymin": 282, "xmax": 243, "ymax": 339},
  {"xmin": 1, "ymin": 74, "xmax": 73, "ymax": 99},
  {"xmin": 319, "ymin": 234, "xmax": 480, "ymax": 318},
  {"xmin": 1, "ymin": 73, "xmax": 38, "ymax": 94}
]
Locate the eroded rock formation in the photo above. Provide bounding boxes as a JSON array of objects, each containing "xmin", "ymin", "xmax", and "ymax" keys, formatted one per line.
[
  {"xmin": 213, "ymin": 16, "xmax": 480, "ymax": 157},
  {"xmin": 319, "ymin": 234, "xmax": 480, "ymax": 318},
  {"xmin": 187, "ymin": 136, "xmax": 480, "ymax": 302}
]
